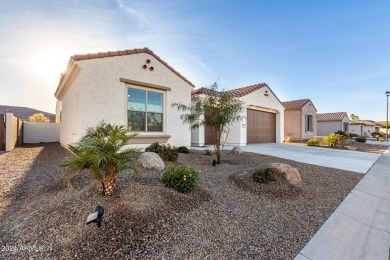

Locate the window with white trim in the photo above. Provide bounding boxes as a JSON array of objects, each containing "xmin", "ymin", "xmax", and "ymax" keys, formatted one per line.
[
  {"xmin": 305, "ymin": 114, "xmax": 314, "ymax": 132},
  {"xmin": 127, "ymin": 87, "xmax": 163, "ymax": 132}
]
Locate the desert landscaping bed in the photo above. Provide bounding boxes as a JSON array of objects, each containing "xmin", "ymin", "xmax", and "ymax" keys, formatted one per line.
[
  {"xmin": 290, "ymin": 139, "xmax": 389, "ymax": 154},
  {"xmin": 0, "ymin": 143, "xmax": 363, "ymax": 259}
]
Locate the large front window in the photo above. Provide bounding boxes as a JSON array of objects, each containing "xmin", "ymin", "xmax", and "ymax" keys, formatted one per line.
[{"xmin": 128, "ymin": 88, "xmax": 163, "ymax": 132}]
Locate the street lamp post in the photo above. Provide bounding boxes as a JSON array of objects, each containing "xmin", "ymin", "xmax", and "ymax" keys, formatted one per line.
[{"xmin": 386, "ymin": 91, "xmax": 390, "ymax": 141}]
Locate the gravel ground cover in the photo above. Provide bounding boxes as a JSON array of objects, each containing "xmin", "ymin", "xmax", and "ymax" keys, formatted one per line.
[
  {"xmin": 0, "ymin": 143, "xmax": 363, "ymax": 259},
  {"xmin": 291, "ymin": 139, "xmax": 389, "ymax": 154}
]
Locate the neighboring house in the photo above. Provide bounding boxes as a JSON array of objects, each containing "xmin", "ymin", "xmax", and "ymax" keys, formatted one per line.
[
  {"xmin": 281, "ymin": 98, "xmax": 317, "ymax": 141},
  {"xmin": 349, "ymin": 120, "xmax": 381, "ymax": 136},
  {"xmin": 191, "ymin": 83, "xmax": 284, "ymax": 146},
  {"xmin": 0, "ymin": 105, "xmax": 55, "ymax": 122},
  {"xmin": 317, "ymin": 112, "xmax": 350, "ymax": 136},
  {"xmin": 54, "ymin": 47, "xmax": 195, "ymax": 148}
]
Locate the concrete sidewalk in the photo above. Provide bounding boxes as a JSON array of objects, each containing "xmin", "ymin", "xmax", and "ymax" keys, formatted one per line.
[{"xmin": 295, "ymin": 148, "xmax": 390, "ymax": 260}]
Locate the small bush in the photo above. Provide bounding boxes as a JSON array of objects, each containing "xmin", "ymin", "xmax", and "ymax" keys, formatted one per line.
[
  {"xmin": 284, "ymin": 134, "xmax": 293, "ymax": 143},
  {"xmin": 349, "ymin": 133, "xmax": 358, "ymax": 138},
  {"xmin": 161, "ymin": 165, "xmax": 199, "ymax": 193},
  {"xmin": 334, "ymin": 130, "xmax": 351, "ymax": 138},
  {"xmin": 203, "ymin": 149, "xmax": 213, "ymax": 156},
  {"xmin": 307, "ymin": 138, "xmax": 320, "ymax": 146},
  {"xmin": 178, "ymin": 146, "xmax": 190, "ymax": 154},
  {"xmin": 371, "ymin": 132, "xmax": 383, "ymax": 138},
  {"xmin": 379, "ymin": 137, "xmax": 385, "ymax": 142},
  {"xmin": 145, "ymin": 142, "xmax": 178, "ymax": 161},
  {"xmin": 324, "ymin": 133, "xmax": 343, "ymax": 147},
  {"xmin": 355, "ymin": 136, "xmax": 367, "ymax": 143},
  {"xmin": 252, "ymin": 168, "xmax": 276, "ymax": 183}
]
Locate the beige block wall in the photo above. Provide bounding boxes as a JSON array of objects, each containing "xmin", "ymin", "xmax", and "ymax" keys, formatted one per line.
[
  {"xmin": 317, "ymin": 121, "xmax": 342, "ymax": 136},
  {"xmin": 24, "ymin": 122, "xmax": 60, "ymax": 143},
  {"xmin": 59, "ymin": 53, "xmax": 193, "ymax": 148}
]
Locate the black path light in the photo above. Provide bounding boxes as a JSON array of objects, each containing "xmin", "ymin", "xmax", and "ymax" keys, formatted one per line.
[
  {"xmin": 386, "ymin": 91, "xmax": 390, "ymax": 141},
  {"xmin": 86, "ymin": 205, "xmax": 105, "ymax": 227}
]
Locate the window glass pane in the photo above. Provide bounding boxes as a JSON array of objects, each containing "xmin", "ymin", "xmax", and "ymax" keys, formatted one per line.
[
  {"xmin": 128, "ymin": 88, "xmax": 146, "ymax": 111},
  {"xmin": 147, "ymin": 91, "xmax": 163, "ymax": 112},
  {"xmin": 128, "ymin": 111, "xmax": 145, "ymax": 131},
  {"xmin": 147, "ymin": 112, "xmax": 163, "ymax": 132}
]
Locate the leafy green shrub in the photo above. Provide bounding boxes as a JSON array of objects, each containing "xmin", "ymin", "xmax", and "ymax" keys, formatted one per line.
[
  {"xmin": 324, "ymin": 133, "xmax": 343, "ymax": 147},
  {"xmin": 349, "ymin": 133, "xmax": 358, "ymax": 138},
  {"xmin": 203, "ymin": 149, "xmax": 213, "ymax": 156},
  {"xmin": 307, "ymin": 138, "xmax": 320, "ymax": 146},
  {"xmin": 252, "ymin": 168, "xmax": 276, "ymax": 183},
  {"xmin": 355, "ymin": 136, "xmax": 367, "ymax": 143},
  {"xmin": 371, "ymin": 132, "xmax": 383, "ymax": 138},
  {"xmin": 178, "ymin": 146, "xmax": 190, "ymax": 154},
  {"xmin": 145, "ymin": 142, "xmax": 179, "ymax": 161},
  {"xmin": 334, "ymin": 130, "xmax": 351, "ymax": 138},
  {"xmin": 161, "ymin": 165, "xmax": 199, "ymax": 193}
]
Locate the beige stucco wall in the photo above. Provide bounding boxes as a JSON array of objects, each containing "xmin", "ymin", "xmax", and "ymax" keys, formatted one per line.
[
  {"xmin": 224, "ymin": 86, "xmax": 285, "ymax": 145},
  {"xmin": 58, "ymin": 53, "xmax": 193, "ymax": 148},
  {"xmin": 317, "ymin": 115, "xmax": 350, "ymax": 136},
  {"xmin": 284, "ymin": 109, "xmax": 301, "ymax": 140},
  {"xmin": 24, "ymin": 122, "xmax": 60, "ymax": 143},
  {"xmin": 350, "ymin": 125, "xmax": 379, "ymax": 136},
  {"xmin": 301, "ymin": 101, "xmax": 317, "ymax": 140},
  {"xmin": 59, "ymin": 68, "xmax": 82, "ymax": 145}
]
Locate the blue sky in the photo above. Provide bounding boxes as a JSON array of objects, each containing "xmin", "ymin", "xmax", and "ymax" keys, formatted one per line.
[{"xmin": 0, "ymin": 0, "xmax": 389, "ymax": 120}]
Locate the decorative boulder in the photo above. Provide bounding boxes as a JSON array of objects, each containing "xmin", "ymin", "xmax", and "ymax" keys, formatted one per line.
[
  {"xmin": 138, "ymin": 152, "xmax": 165, "ymax": 171},
  {"xmin": 231, "ymin": 146, "xmax": 243, "ymax": 154},
  {"xmin": 270, "ymin": 163, "xmax": 302, "ymax": 186}
]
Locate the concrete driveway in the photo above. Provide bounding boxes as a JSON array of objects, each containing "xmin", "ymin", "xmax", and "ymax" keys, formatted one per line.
[{"xmin": 240, "ymin": 143, "xmax": 381, "ymax": 174}]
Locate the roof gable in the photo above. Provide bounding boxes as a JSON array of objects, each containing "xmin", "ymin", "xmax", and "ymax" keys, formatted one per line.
[
  {"xmin": 0, "ymin": 105, "xmax": 55, "ymax": 121},
  {"xmin": 55, "ymin": 47, "xmax": 195, "ymax": 98},
  {"xmin": 317, "ymin": 112, "xmax": 348, "ymax": 122},
  {"xmin": 282, "ymin": 98, "xmax": 317, "ymax": 111}
]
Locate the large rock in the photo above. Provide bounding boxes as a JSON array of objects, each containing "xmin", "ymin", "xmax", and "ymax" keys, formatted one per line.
[
  {"xmin": 138, "ymin": 152, "xmax": 165, "ymax": 171},
  {"xmin": 231, "ymin": 146, "xmax": 243, "ymax": 154},
  {"xmin": 270, "ymin": 163, "xmax": 302, "ymax": 186}
]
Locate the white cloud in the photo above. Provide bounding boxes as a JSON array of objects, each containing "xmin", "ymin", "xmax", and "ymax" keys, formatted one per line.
[{"xmin": 115, "ymin": 0, "xmax": 148, "ymax": 24}]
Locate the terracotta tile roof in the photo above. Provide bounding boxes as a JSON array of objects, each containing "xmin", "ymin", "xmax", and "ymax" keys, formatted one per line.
[
  {"xmin": 282, "ymin": 98, "xmax": 311, "ymax": 109},
  {"xmin": 350, "ymin": 120, "xmax": 381, "ymax": 126},
  {"xmin": 0, "ymin": 105, "xmax": 55, "ymax": 121},
  {"xmin": 192, "ymin": 83, "xmax": 282, "ymax": 104},
  {"xmin": 68, "ymin": 47, "xmax": 195, "ymax": 88},
  {"xmin": 317, "ymin": 112, "xmax": 348, "ymax": 122},
  {"xmin": 226, "ymin": 83, "xmax": 267, "ymax": 97}
]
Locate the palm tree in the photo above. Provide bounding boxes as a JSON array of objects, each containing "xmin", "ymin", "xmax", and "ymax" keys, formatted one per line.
[{"xmin": 60, "ymin": 122, "xmax": 140, "ymax": 196}]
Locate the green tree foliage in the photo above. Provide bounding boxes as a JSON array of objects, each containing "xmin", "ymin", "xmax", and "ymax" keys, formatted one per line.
[
  {"xmin": 60, "ymin": 121, "xmax": 140, "ymax": 196},
  {"xmin": 29, "ymin": 113, "xmax": 50, "ymax": 122},
  {"xmin": 350, "ymin": 114, "xmax": 359, "ymax": 120},
  {"xmin": 172, "ymin": 83, "xmax": 245, "ymax": 164},
  {"xmin": 324, "ymin": 133, "xmax": 343, "ymax": 147}
]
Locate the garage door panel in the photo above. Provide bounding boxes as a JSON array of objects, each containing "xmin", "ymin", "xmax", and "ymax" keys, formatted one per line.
[{"xmin": 247, "ymin": 109, "xmax": 276, "ymax": 144}]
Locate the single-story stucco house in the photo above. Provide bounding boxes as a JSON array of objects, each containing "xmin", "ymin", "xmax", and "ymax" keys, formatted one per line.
[
  {"xmin": 349, "ymin": 120, "xmax": 381, "ymax": 136},
  {"xmin": 317, "ymin": 112, "xmax": 350, "ymax": 136},
  {"xmin": 0, "ymin": 105, "xmax": 55, "ymax": 122},
  {"xmin": 191, "ymin": 83, "xmax": 285, "ymax": 146},
  {"xmin": 54, "ymin": 48, "xmax": 195, "ymax": 148},
  {"xmin": 281, "ymin": 98, "xmax": 317, "ymax": 141}
]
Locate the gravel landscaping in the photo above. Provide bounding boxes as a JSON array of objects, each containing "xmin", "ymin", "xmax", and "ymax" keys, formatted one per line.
[
  {"xmin": 0, "ymin": 143, "xmax": 364, "ymax": 259},
  {"xmin": 291, "ymin": 138, "xmax": 389, "ymax": 154}
]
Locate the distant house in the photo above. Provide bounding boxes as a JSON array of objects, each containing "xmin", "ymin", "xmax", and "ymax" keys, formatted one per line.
[
  {"xmin": 350, "ymin": 120, "xmax": 381, "ymax": 136},
  {"xmin": 317, "ymin": 112, "xmax": 350, "ymax": 136},
  {"xmin": 54, "ymin": 47, "xmax": 194, "ymax": 148},
  {"xmin": 191, "ymin": 83, "xmax": 285, "ymax": 146},
  {"xmin": 281, "ymin": 98, "xmax": 317, "ymax": 141},
  {"xmin": 0, "ymin": 105, "xmax": 55, "ymax": 122}
]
